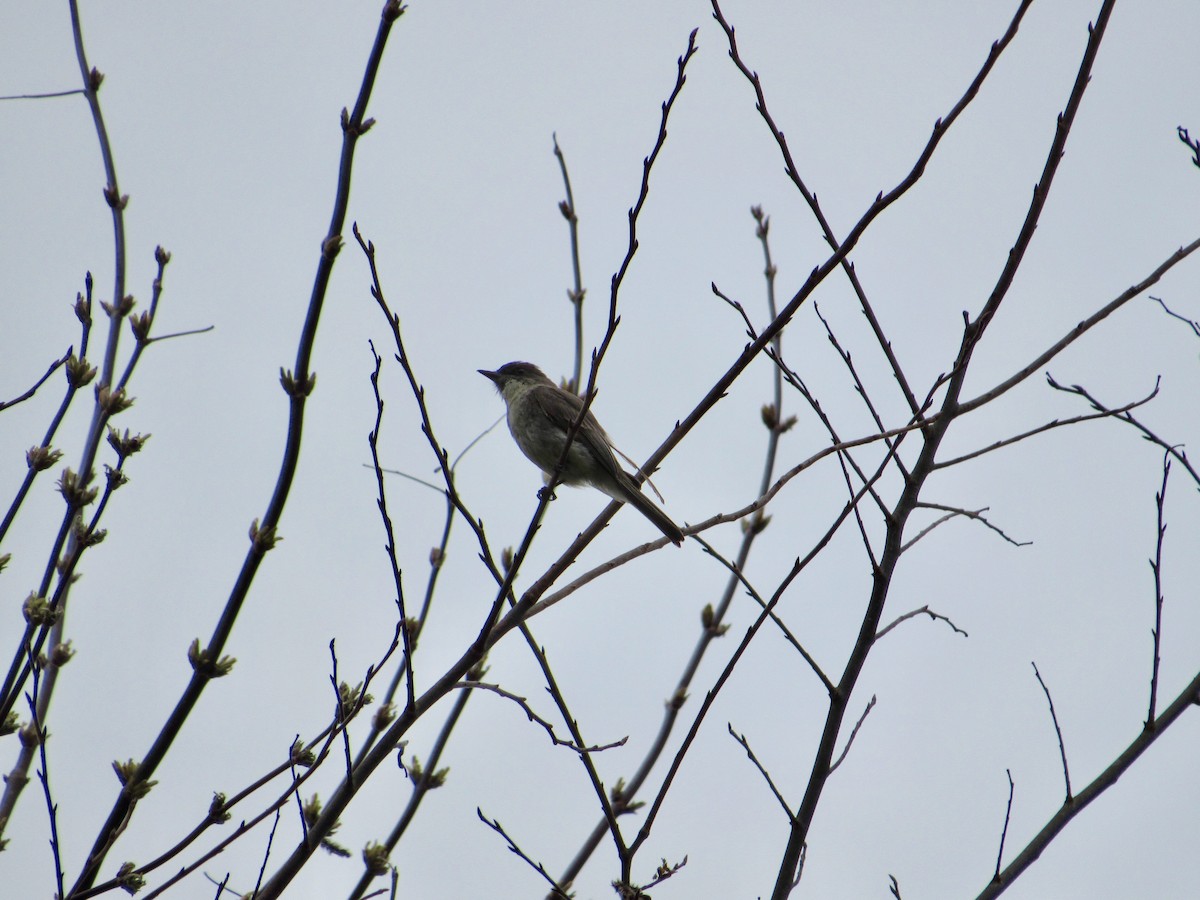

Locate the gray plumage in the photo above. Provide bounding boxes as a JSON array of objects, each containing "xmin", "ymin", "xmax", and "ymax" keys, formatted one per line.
[{"xmin": 479, "ymin": 362, "xmax": 684, "ymax": 546}]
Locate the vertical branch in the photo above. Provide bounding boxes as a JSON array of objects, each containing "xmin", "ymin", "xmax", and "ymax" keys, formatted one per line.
[
  {"xmin": 343, "ymin": 684, "xmax": 476, "ymax": 900},
  {"xmin": 68, "ymin": 4, "xmax": 408, "ymax": 892},
  {"xmin": 552, "ymin": 134, "xmax": 587, "ymax": 394},
  {"xmin": 582, "ymin": 28, "xmax": 698, "ymax": 404},
  {"xmin": 1146, "ymin": 453, "xmax": 1170, "ymax": 725},
  {"xmin": 554, "ymin": 205, "xmax": 794, "ymax": 889},
  {"xmin": 993, "ymin": 770, "xmax": 1016, "ymax": 881},
  {"xmin": 68, "ymin": 0, "xmax": 127, "ymax": 390},
  {"xmin": 0, "ymin": 1, "xmax": 133, "ymax": 726},
  {"xmin": 28, "ymin": 661, "xmax": 66, "ymax": 900},
  {"xmin": 956, "ymin": 1, "xmax": 1117, "ymax": 366},
  {"xmin": 366, "ymin": 345, "xmax": 416, "ymax": 711},
  {"xmin": 1032, "ymin": 662, "xmax": 1073, "ymax": 801},
  {"xmin": 769, "ymin": 4, "xmax": 1118, "ymax": 894},
  {"xmin": 0, "ymin": 286, "xmax": 93, "ymax": 717},
  {"xmin": 752, "ymin": 206, "xmax": 787, "ymax": 501}
]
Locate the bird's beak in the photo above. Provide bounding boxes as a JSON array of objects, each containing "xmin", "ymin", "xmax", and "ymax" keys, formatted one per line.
[{"xmin": 478, "ymin": 368, "xmax": 501, "ymax": 384}]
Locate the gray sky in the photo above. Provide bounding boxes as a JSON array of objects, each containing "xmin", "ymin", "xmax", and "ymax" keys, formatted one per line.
[{"xmin": 3, "ymin": 2, "xmax": 1200, "ymax": 898}]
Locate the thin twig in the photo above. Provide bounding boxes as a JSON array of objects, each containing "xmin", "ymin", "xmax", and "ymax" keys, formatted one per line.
[
  {"xmin": 249, "ymin": 805, "xmax": 283, "ymax": 900},
  {"xmin": 0, "ymin": 88, "xmax": 86, "ymax": 100},
  {"xmin": 712, "ymin": 282, "xmax": 760, "ymax": 340},
  {"xmin": 143, "ymin": 324, "xmax": 214, "ymax": 345},
  {"xmin": 365, "ymin": 464, "xmax": 442, "ymax": 493},
  {"xmin": 1046, "ymin": 376, "xmax": 1200, "ymax": 488},
  {"xmin": 28, "ymin": 663, "xmax": 66, "ymax": 900},
  {"xmin": 0, "ymin": 349, "xmax": 72, "ymax": 412},
  {"xmin": 367, "ymin": 343, "xmax": 416, "ymax": 710},
  {"xmin": 904, "ymin": 504, "xmax": 1030, "ymax": 551},
  {"xmin": 1146, "ymin": 452, "xmax": 1169, "ymax": 725},
  {"xmin": 625, "ymin": 855, "xmax": 688, "ymax": 895},
  {"xmin": 1151, "ymin": 293, "xmax": 1200, "ymax": 336},
  {"xmin": 804, "ymin": 308, "xmax": 894, "ymax": 548},
  {"xmin": 958, "ymin": 238, "xmax": 1200, "ymax": 417},
  {"xmin": 552, "ymin": 133, "xmax": 587, "ymax": 394},
  {"xmin": 514, "ymin": 615, "xmax": 629, "ymax": 860},
  {"xmin": 993, "ymin": 770, "xmax": 1015, "ymax": 880},
  {"xmin": 451, "ymin": 681, "xmax": 627, "ymax": 754},
  {"xmin": 695, "ymin": 534, "xmax": 833, "ymax": 694},
  {"xmin": 814, "ymin": 301, "xmax": 912, "ymax": 487},
  {"xmin": 876, "ymin": 605, "xmax": 968, "ymax": 641},
  {"xmin": 451, "ymin": 414, "xmax": 506, "ymax": 470},
  {"xmin": 729, "ymin": 724, "xmax": 794, "ymax": 821},
  {"xmin": 477, "ymin": 809, "xmax": 572, "ymax": 898},
  {"xmin": 329, "ymin": 643, "xmax": 355, "ymax": 787},
  {"xmin": 981, "ymin": 666, "xmax": 1200, "ymax": 898},
  {"xmin": 933, "ymin": 384, "xmax": 1158, "ymax": 469},
  {"xmin": 1031, "ymin": 662, "xmax": 1072, "ymax": 800},
  {"xmin": 828, "ymin": 696, "xmax": 877, "ymax": 774}
]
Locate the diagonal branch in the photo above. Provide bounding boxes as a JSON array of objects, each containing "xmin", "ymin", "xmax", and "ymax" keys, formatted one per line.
[
  {"xmin": 729, "ymin": 724, "xmax": 794, "ymax": 822},
  {"xmin": 978, "ymin": 667, "xmax": 1200, "ymax": 899}
]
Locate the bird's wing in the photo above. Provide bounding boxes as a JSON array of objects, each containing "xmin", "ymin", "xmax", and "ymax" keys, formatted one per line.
[{"xmin": 528, "ymin": 384, "xmax": 624, "ymax": 477}]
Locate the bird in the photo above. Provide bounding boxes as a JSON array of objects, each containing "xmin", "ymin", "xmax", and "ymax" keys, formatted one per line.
[{"xmin": 479, "ymin": 361, "xmax": 684, "ymax": 546}]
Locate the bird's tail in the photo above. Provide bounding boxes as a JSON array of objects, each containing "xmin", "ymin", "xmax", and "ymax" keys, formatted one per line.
[{"xmin": 615, "ymin": 474, "xmax": 685, "ymax": 546}]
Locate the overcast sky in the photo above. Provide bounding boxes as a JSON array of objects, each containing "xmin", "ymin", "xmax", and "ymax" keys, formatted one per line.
[{"xmin": 3, "ymin": 2, "xmax": 1200, "ymax": 898}]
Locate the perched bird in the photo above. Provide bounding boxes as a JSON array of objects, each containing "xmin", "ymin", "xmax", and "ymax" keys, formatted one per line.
[{"xmin": 479, "ymin": 361, "xmax": 684, "ymax": 546}]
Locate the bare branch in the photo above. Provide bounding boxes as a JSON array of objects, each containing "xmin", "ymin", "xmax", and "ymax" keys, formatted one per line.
[
  {"xmin": 142, "ymin": 324, "xmax": 214, "ymax": 345},
  {"xmin": 980, "ymin": 667, "xmax": 1200, "ymax": 898},
  {"xmin": 695, "ymin": 535, "xmax": 833, "ymax": 695},
  {"xmin": 68, "ymin": 2, "xmax": 407, "ymax": 888},
  {"xmin": 1151, "ymin": 294, "xmax": 1200, "ymax": 337},
  {"xmin": 622, "ymin": 855, "xmax": 689, "ymax": 896},
  {"xmin": 451, "ymin": 681, "xmax": 627, "ymax": 755},
  {"xmin": 934, "ymin": 383, "xmax": 1158, "ymax": 469},
  {"xmin": 828, "ymin": 696, "xmax": 877, "ymax": 774},
  {"xmin": 477, "ymin": 809, "xmax": 572, "ymax": 898},
  {"xmin": 366, "ymin": 343, "xmax": 415, "ymax": 710},
  {"xmin": 1046, "ymin": 376, "xmax": 1200, "ymax": 489},
  {"xmin": 904, "ymin": 504, "xmax": 1030, "ymax": 552},
  {"xmin": 876, "ymin": 605, "xmax": 969, "ymax": 641},
  {"xmin": 552, "ymin": 133, "xmax": 586, "ymax": 394},
  {"xmin": 28, "ymin": 663, "xmax": 66, "ymax": 899},
  {"xmin": 1031, "ymin": 662, "xmax": 1072, "ymax": 800},
  {"xmin": 993, "ymin": 770, "xmax": 1016, "ymax": 881},
  {"xmin": 0, "ymin": 349, "xmax": 71, "ymax": 412},
  {"xmin": 729, "ymin": 724, "xmax": 794, "ymax": 822},
  {"xmin": 712, "ymin": 281, "xmax": 760, "ymax": 340},
  {"xmin": 959, "ymin": 237, "xmax": 1200, "ymax": 416},
  {"xmin": 1146, "ymin": 453, "xmax": 1169, "ymax": 724},
  {"xmin": 0, "ymin": 88, "xmax": 86, "ymax": 100}
]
